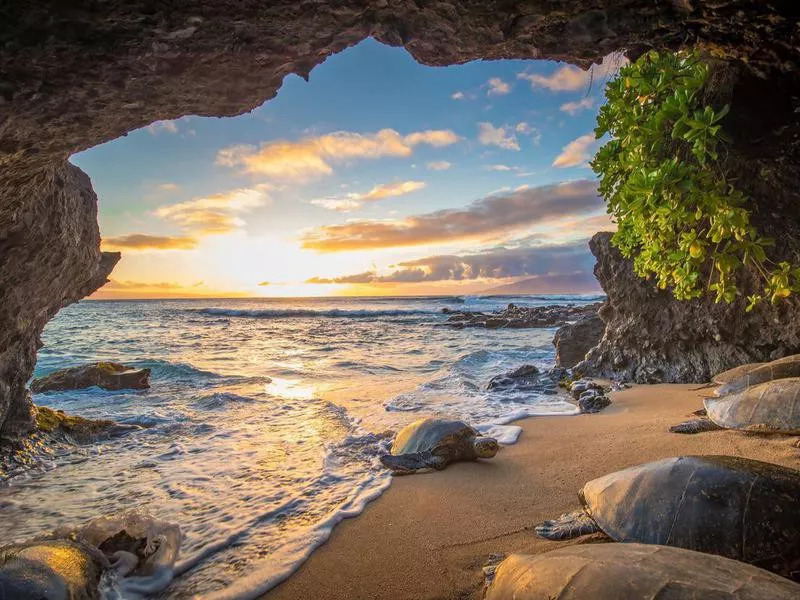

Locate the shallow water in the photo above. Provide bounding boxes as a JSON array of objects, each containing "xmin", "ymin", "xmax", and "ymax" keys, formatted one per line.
[{"xmin": 0, "ymin": 294, "xmax": 600, "ymax": 598}]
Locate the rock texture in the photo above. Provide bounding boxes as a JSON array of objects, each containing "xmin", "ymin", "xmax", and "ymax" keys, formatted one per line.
[
  {"xmin": 554, "ymin": 313, "xmax": 605, "ymax": 368},
  {"xmin": 1, "ymin": 1, "xmax": 799, "ymax": 439},
  {"xmin": 0, "ymin": 164, "xmax": 118, "ymax": 442},
  {"xmin": 31, "ymin": 362, "xmax": 151, "ymax": 394},
  {"xmin": 445, "ymin": 303, "xmax": 601, "ymax": 329},
  {"xmin": 577, "ymin": 233, "xmax": 800, "ymax": 383}
]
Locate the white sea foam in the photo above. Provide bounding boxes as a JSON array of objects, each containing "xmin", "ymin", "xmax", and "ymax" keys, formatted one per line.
[{"xmin": 192, "ymin": 307, "xmax": 437, "ymax": 319}]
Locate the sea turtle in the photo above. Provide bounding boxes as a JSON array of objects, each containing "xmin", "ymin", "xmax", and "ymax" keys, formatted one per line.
[
  {"xmin": 485, "ymin": 544, "xmax": 800, "ymax": 600},
  {"xmin": 713, "ymin": 355, "xmax": 800, "ymax": 397},
  {"xmin": 379, "ymin": 418, "xmax": 499, "ymax": 475},
  {"xmin": 671, "ymin": 377, "xmax": 800, "ymax": 434},
  {"xmin": 534, "ymin": 455, "xmax": 800, "ymax": 579},
  {"xmin": 0, "ymin": 540, "xmax": 107, "ymax": 600}
]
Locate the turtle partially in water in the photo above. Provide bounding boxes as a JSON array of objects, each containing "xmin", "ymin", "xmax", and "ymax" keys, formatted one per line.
[
  {"xmin": 379, "ymin": 418, "xmax": 499, "ymax": 475},
  {"xmin": 485, "ymin": 544, "xmax": 800, "ymax": 600},
  {"xmin": 534, "ymin": 455, "xmax": 800, "ymax": 579}
]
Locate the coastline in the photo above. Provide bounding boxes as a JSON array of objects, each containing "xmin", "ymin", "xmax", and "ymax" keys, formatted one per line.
[{"xmin": 266, "ymin": 383, "xmax": 800, "ymax": 600}]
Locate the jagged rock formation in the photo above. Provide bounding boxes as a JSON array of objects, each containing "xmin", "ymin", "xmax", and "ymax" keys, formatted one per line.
[
  {"xmin": 1, "ymin": 1, "xmax": 799, "ymax": 437},
  {"xmin": 445, "ymin": 303, "xmax": 601, "ymax": 329},
  {"xmin": 578, "ymin": 233, "xmax": 800, "ymax": 383},
  {"xmin": 31, "ymin": 362, "xmax": 151, "ymax": 393},
  {"xmin": 554, "ymin": 314, "xmax": 605, "ymax": 368}
]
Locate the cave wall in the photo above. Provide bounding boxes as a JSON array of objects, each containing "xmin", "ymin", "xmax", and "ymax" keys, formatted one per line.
[
  {"xmin": 579, "ymin": 233, "xmax": 800, "ymax": 383},
  {"xmin": 1, "ymin": 1, "xmax": 799, "ymax": 435},
  {"xmin": 0, "ymin": 165, "xmax": 118, "ymax": 442}
]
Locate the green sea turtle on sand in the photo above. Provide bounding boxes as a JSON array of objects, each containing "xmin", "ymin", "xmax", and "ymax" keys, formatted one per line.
[
  {"xmin": 379, "ymin": 418, "xmax": 499, "ymax": 475},
  {"xmin": 534, "ymin": 455, "xmax": 800, "ymax": 579},
  {"xmin": 485, "ymin": 544, "xmax": 800, "ymax": 600}
]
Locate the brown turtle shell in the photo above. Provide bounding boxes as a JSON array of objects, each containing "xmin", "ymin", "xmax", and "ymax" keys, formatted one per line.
[
  {"xmin": 579, "ymin": 455, "xmax": 800, "ymax": 578},
  {"xmin": 390, "ymin": 418, "xmax": 478, "ymax": 459},
  {"xmin": 705, "ymin": 377, "xmax": 800, "ymax": 434},
  {"xmin": 714, "ymin": 355, "xmax": 800, "ymax": 397},
  {"xmin": 711, "ymin": 362, "xmax": 765, "ymax": 385},
  {"xmin": 486, "ymin": 544, "xmax": 800, "ymax": 600}
]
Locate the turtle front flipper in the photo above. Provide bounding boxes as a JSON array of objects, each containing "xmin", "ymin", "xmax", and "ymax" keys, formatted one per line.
[
  {"xmin": 535, "ymin": 510, "xmax": 601, "ymax": 540},
  {"xmin": 380, "ymin": 450, "xmax": 448, "ymax": 475},
  {"xmin": 669, "ymin": 417, "xmax": 723, "ymax": 434}
]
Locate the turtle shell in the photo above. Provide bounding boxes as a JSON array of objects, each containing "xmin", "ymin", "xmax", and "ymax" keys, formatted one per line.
[
  {"xmin": 712, "ymin": 362, "xmax": 765, "ymax": 385},
  {"xmin": 579, "ymin": 455, "xmax": 800, "ymax": 576},
  {"xmin": 485, "ymin": 544, "xmax": 800, "ymax": 600},
  {"xmin": 0, "ymin": 540, "xmax": 104, "ymax": 600},
  {"xmin": 390, "ymin": 418, "xmax": 476, "ymax": 457},
  {"xmin": 705, "ymin": 377, "xmax": 800, "ymax": 434},
  {"xmin": 715, "ymin": 356, "xmax": 800, "ymax": 397}
]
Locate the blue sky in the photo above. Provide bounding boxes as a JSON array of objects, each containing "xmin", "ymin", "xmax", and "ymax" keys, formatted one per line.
[{"xmin": 73, "ymin": 38, "xmax": 619, "ymax": 298}]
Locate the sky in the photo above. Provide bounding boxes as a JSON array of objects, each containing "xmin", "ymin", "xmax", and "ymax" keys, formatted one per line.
[{"xmin": 73, "ymin": 38, "xmax": 621, "ymax": 299}]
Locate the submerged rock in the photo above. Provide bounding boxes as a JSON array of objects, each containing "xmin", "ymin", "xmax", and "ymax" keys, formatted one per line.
[
  {"xmin": 487, "ymin": 365, "xmax": 561, "ymax": 395},
  {"xmin": 553, "ymin": 313, "xmax": 605, "ymax": 368},
  {"xmin": 31, "ymin": 362, "xmax": 150, "ymax": 393},
  {"xmin": 35, "ymin": 405, "xmax": 140, "ymax": 444},
  {"xmin": 446, "ymin": 303, "xmax": 602, "ymax": 330}
]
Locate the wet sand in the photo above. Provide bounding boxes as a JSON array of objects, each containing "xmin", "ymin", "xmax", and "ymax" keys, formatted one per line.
[{"xmin": 266, "ymin": 384, "xmax": 800, "ymax": 600}]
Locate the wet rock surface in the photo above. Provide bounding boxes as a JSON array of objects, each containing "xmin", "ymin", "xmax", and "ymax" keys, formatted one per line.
[
  {"xmin": 553, "ymin": 313, "xmax": 605, "ymax": 368},
  {"xmin": 578, "ymin": 233, "xmax": 800, "ymax": 383},
  {"xmin": 31, "ymin": 362, "xmax": 151, "ymax": 393},
  {"xmin": 445, "ymin": 303, "xmax": 602, "ymax": 329},
  {"xmin": 568, "ymin": 378, "xmax": 612, "ymax": 414},
  {"xmin": 486, "ymin": 365, "xmax": 559, "ymax": 395}
]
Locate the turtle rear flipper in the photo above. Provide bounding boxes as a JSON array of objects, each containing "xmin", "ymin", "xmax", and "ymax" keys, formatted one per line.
[
  {"xmin": 669, "ymin": 417, "xmax": 723, "ymax": 434},
  {"xmin": 380, "ymin": 451, "xmax": 447, "ymax": 475},
  {"xmin": 535, "ymin": 510, "xmax": 602, "ymax": 540}
]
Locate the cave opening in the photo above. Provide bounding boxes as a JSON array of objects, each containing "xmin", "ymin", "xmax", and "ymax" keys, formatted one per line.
[{"xmin": 2, "ymin": 3, "xmax": 800, "ymax": 598}]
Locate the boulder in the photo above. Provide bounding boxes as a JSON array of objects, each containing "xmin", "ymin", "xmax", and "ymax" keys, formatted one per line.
[
  {"xmin": 31, "ymin": 362, "xmax": 150, "ymax": 393},
  {"xmin": 35, "ymin": 405, "xmax": 140, "ymax": 444},
  {"xmin": 553, "ymin": 313, "xmax": 605, "ymax": 368}
]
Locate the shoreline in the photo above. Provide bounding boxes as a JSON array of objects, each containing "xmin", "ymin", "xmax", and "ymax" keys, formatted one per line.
[{"xmin": 265, "ymin": 383, "xmax": 800, "ymax": 600}]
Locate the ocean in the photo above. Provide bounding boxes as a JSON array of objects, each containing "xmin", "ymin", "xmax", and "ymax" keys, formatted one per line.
[{"xmin": 0, "ymin": 294, "xmax": 602, "ymax": 598}]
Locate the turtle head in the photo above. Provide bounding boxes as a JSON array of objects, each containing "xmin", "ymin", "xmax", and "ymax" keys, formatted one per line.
[{"xmin": 473, "ymin": 436, "xmax": 499, "ymax": 458}]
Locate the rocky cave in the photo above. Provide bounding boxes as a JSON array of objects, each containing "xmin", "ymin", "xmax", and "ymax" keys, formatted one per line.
[{"xmin": 2, "ymin": 0, "xmax": 799, "ymax": 444}]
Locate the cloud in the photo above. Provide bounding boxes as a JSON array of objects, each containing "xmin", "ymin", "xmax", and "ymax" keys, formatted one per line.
[
  {"xmin": 560, "ymin": 97, "xmax": 595, "ymax": 115},
  {"xmin": 216, "ymin": 129, "xmax": 460, "ymax": 182},
  {"xmin": 451, "ymin": 91, "xmax": 465, "ymax": 100},
  {"xmin": 486, "ymin": 164, "xmax": 513, "ymax": 172},
  {"xmin": 427, "ymin": 160, "xmax": 452, "ymax": 171},
  {"xmin": 306, "ymin": 240, "xmax": 597, "ymax": 286},
  {"xmin": 258, "ymin": 281, "xmax": 271, "ymax": 286},
  {"xmin": 478, "ymin": 122, "xmax": 520, "ymax": 151},
  {"xmin": 103, "ymin": 279, "xmax": 185, "ymax": 290},
  {"xmin": 552, "ymin": 134, "xmax": 599, "ymax": 168},
  {"xmin": 515, "ymin": 121, "xmax": 542, "ymax": 145},
  {"xmin": 310, "ymin": 180, "xmax": 426, "ymax": 212},
  {"xmin": 102, "ymin": 234, "xmax": 198, "ymax": 251},
  {"xmin": 301, "ymin": 179, "xmax": 602, "ymax": 252},
  {"xmin": 158, "ymin": 183, "xmax": 180, "ymax": 192},
  {"xmin": 154, "ymin": 187, "xmax": 269, "ymax": 234},
  {"xmin": 518, "ymin": 65, "xmax": 588, "ymax": 92},
  {"xmin": 487, "ymin": 77, "xmax": 511, "ymax": 96},
  {"xmin": 146, "ymin": 120, "xmax": 179, "ymax": 135}
]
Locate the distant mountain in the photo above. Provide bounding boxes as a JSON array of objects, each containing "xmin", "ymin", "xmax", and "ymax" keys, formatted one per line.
[{"xmin": 480, "ymin": 276, "xmax": 602, "ymax": 296}]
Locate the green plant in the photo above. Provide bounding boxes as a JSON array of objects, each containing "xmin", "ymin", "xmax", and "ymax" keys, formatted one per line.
[{"xmin": 592, "ymin": 50, "xmax": 800, "ymax": 309}]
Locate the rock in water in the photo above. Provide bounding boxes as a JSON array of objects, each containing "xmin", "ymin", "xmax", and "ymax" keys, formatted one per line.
[
  {"xmin": 486, "ymin": 544, "xmax": 800, "ymax": 600},
  {"xmin": 0, "ymin": 540, "xmax": 105, "ymax": 600},
  {"xmin": 31, "ymin": 362, "xmax": 150, "ymax": 393},
  {"xmin": 553, "ymin": 313, "xmax": 605, "ymax": 368},
  {"xmin": 445, "ymin": 303, "xmax": 601, "ymax": 329}
]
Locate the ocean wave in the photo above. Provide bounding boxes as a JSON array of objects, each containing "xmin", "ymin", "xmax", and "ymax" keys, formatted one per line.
[{"xmin": 189, "ymin": 307, "xmax": 439, "ymax": 319}]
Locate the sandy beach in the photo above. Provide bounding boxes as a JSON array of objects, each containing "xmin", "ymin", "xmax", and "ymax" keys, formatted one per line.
[{"xmin": 267, "ymin": 383, "xmax": 800, "ymax": 600}]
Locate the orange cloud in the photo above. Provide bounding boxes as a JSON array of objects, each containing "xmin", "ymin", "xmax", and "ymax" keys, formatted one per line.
[
  {"xmin": 518, "ymin": 65, "xmax": 588, "ymax": 92},
  {"xmin": 478, "ymin": 122, "xmax": 520, "ymax": 151},
  {"xmin": 154, "ymin": 188, "xmax": 269, "ymax": 234},
  {"xmin": 310, "ymin": 180, "xmax": 426, "ymax": 212},
  {"xmin": 426, "ymin": 161, "xmax": 452, "ymax": 171},
  {"xmin": 301, "ymin": 180, "xmax": 602, "ymax": 252},
  {"xmin": 487, "ymin": 77, "xmax": 511, "ymax": 96},
  {"xmin": 216, "ymin": 129, "xmax": 460, "ymax": 182},
  {"xmin": 102, "ymin": 234, "xmax": 198, "ymax": 251},
  {"xmin": 552, "ymin": 134, "xmax": 599, "ymax": 168}
]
